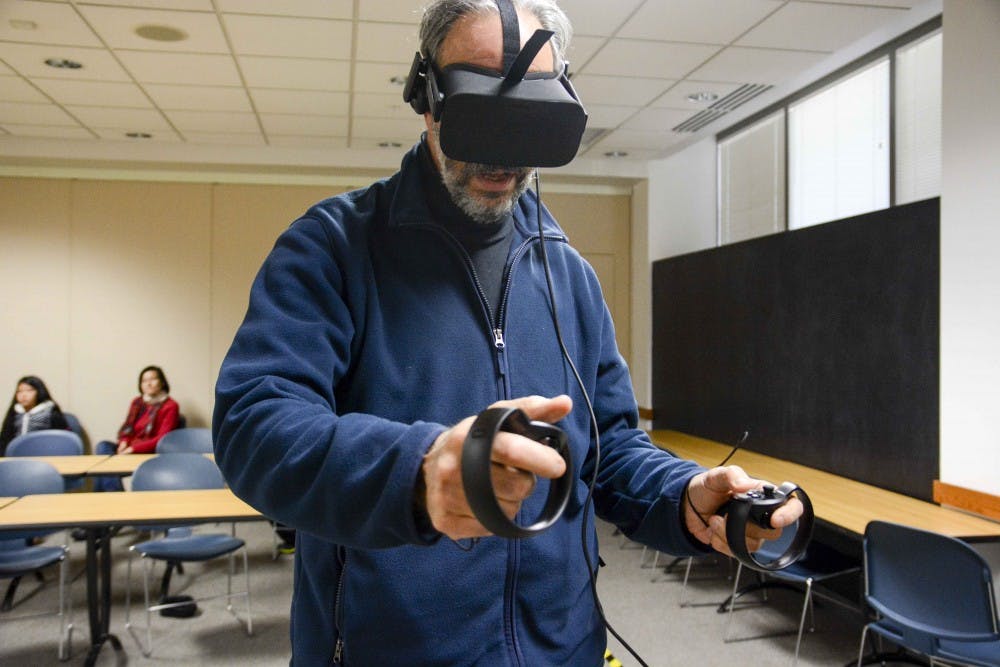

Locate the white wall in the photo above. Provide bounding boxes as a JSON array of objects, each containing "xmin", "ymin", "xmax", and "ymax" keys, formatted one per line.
[
  {"xmin": 647, "ymin": 137, "xmax": 718, "ymax": 262},
  {"xmin": 939, "ymin": 0, "xmax": 1000, "ymax": 496}
]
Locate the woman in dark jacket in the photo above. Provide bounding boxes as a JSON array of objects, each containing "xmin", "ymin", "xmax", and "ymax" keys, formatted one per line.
[{"xmin": 0, "ymin": 375, "xmax": 69, "ymax": 456}]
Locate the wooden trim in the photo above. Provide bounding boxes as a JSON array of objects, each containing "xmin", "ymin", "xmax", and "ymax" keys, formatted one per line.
[
  {"xmin": 637, "ymin": 407, "xmax": 655, "ymax": 421},
  {"xmin": 933, "ymin": 481, "xmax": 1000, "ymax": 522}
]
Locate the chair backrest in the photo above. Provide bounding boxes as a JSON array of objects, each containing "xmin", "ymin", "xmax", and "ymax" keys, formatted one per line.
[
  {"xmin": 0, "ymin": 458, "xmax": 65, "ymax": 496},
  {"xmin": 6, "ymin": 429, "xmax": 83, "ymax": 457},
  {"xmin": 157, "ymin": 427, "xmax": 213, "ymax": 454},
  {"xmin": 864, "ymin": 521, "xmax": 1000, "ymax": 644},
  {"xmin": 132, "ymin": 453, "xmax": 225, "ymax": 492},
  {"xmin": 62, "ymin": 411, "xmax": 88, "ymax": 443}
]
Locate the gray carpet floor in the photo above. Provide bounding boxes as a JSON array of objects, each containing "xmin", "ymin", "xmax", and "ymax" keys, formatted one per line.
[{"xmin": 0, "ymin": 518, "xmax": 954, "ymax": 666}]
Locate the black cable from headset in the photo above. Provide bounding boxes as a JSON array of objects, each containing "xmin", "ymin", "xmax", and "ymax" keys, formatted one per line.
[{"xmin": 532, "ymin": 172, "xmax": 650, "ymax": 667}]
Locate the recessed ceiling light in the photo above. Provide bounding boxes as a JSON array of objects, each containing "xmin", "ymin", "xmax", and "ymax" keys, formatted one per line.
[
  {"xmin": 389, "ymin": 76, "xmax": 407, "ymax": 86},
  {"xmin": 134, "ymin": 24, "xmax": 188, "ymax": 42},
  {"xmin": 125, "ymin": 132, "xmax": 153, "ymax": 139},
  {"xmin": 686, "ymin": 91, "xmax": 719, "ymax": 104},
  {"xmin": 45, "ymin": 58, "xmax": 83, "ymax": 69},
  {"xmin": 378, "ymin": 141, "xmax": 402, "ymax": 148},
  {"xmin": 9, "ymin": 19, "xmax": 38, "ymax": 30},
  {"xmin": 604, "ymin": 150, "xmax": 628, "ymax": 158}
]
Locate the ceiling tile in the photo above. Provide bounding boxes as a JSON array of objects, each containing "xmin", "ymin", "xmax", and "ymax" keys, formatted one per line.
[
  {"xmin": 77, "ymin": 5, "xmax": 228, "ymax": 52},
  {"xmin": 591, "ymin": 127, "xmax": 690, "ymax": 151},
  {"xmin": 250, "ymin": 89, "xmax": 349, "ymax": 116},
  {"xmin": 184, "ymin": 131, "xmax": 265, "ymax": 146},
  {"xmin": 0, "ymin": 42, "xmax": 132, "ymax": 81},
  {"xmin": 215, "ymin": 0, "xmax": 352, "ymax": 19},
  {"xmin": 0, "ymin": 1, "xmax": 102, "ymax": 47},
  {"xmin": 0, "ymin": 75, "xmax": 50, "ymax": 103},
  {"xmin": 618, "ymin": 0, "xmax": 784, "ymax": 44},
  {"xmin": 353, "ymin": 62, "xmax": 413, "ymax": 95},
  {"xmin": 0, "ymin": 61, "xmax": 13, "ymax": 75},
  {"xmin": 78, "ymin": 1, "xmax": 214, "ymax": 10},
  {"xmin": 558, "ymin": 0, "xmax": 646, "ymax": 37},
  {"xmin": 0, "ymin": 123, "xmax": 94, "ymax": 139},
  {"xmin": 223, "ymin": 14, "xmax": 352, "ymax": 60},
  {"xmin": 652, "ymin": 80, "xmax": 745, "ymax": 109},
  {"xmin": 357, "ymin": 1, "xmax": 422, "ymax": 24},
  {"xmin": 802, "ymin": 0, "xmax": 922, "ymax": 6},
  {"xmin": 268, "ymin": 135, "xmax": 347, "ymax": 149},
  {"xmin": 352, "ymin": 92, "xmax": 415, "ymax": 120},
  {"xmin": 165, "ymin": 110, "xmax": 259, "ymax": 132},
  {"xmin": 582, "ymin": 104, "xmax": 641, "ymax": 129},
  {"xmin": 582, "ymin": 39, "xmax": 720, "ymax": 79},
  {"xmin": 356, "ymin": 23, "xmax": 420, "ymax": 65},
  {"xmin": 67, "ymin": 105, "xmax": 171, "ymax": 130},
  {"xmin": 689, "ymin": 46, "xmax": 828, "ymax": 84},
  {"xmin": 260, "ymin": 113, "xmax": 348, "ymax": 136},
  {"xmin": 116, "ymin": 50, "xmax": 242, "ymax": 85},
  {"xmin": 737, "ymin": 3, "xmax": 907, "ymax": 52},
  {"xmin": 143, "ymin": 83, "xmax": 250, "ymax": 111},
  {"xmin": 0, "ymin": 101, "xmax": 79, "ymax": 125},
  {"xmin": 35, "ymin": 78, "xmax": 151, "ymax": 107},
  {"xmin": 566, "ymin": 35, "xmax": 605, "ymax": 70},
  {"xmin": 351, "ymin": 117, "xmax": 424, "ymax": 141},
  {"xmin": 571, "ymin": 74, "xmax": 675, "ymax": 107},
  {"xmin": 92, "ymin": 127, "xmax": 182, "ymax": 141},
  {"xmin": 579, "ymin": 144, "xmax": 662, "ymax": 161},
  {"xmin": 238, "ymin": 56, "xmax": 351, "ymax": 91},
  {"xmin": 622, "ymin": 107, "xmax": 695, "ymax": 132}
]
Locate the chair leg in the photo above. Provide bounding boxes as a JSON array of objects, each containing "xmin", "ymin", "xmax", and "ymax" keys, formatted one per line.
[
  {"xmin": 2, "ymin": 576, "xmax": 21, "ymax": 611},
  {"xmin": 792, "ymin": 578, "xmax": 814, "ymax": 666},
  {"xmin": 57, "ymin": 550, "xmax": 73, "ymax": 661}
]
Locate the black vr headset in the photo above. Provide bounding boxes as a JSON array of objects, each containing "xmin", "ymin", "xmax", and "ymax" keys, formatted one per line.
[{"xmin": 402, "ymin": 0, "xmax": 588, "ymax": 168}]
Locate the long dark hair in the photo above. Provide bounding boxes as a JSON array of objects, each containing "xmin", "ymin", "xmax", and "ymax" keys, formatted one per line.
[
  {"xmin": 1, "ymin": 375, "xmax": 59, "ymax": 453},
  {"xmin": 138, "ymin": 365, "xmax": 170, "ymax": 394}
]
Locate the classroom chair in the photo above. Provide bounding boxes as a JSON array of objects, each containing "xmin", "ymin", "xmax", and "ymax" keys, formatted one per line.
[
  {"xmin": 156, "ymin": 427, "xmax": 213, "ymax": 454},
  {"xmin": 5, "ymin": 429, "xmax": 85, "ymax": 492}
]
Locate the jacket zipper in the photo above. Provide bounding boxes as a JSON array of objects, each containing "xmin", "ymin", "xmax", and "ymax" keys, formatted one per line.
[{"xmin": 333, "ymin": 548, "xmax": 347, "ymax": 664}]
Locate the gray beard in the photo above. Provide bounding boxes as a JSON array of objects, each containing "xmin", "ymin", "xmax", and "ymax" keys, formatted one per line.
[{"xmin": 439, "ymin": 157, "xmax": 533, "ymax": 225}]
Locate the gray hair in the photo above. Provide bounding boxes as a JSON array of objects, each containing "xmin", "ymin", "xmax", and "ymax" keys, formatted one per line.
[{"xmin": 419, "ymin": 0, "xmax": 572, "ymax": 68}]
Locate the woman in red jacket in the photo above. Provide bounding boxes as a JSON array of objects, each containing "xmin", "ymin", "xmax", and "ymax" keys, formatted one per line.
[{"xmin": 93, "ymin": 365, "xmax": 180, "ymax": 491}]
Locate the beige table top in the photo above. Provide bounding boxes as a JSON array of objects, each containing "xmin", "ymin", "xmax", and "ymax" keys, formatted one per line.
[
  {"xmin": 0, "ymin": 497, "xmax": 17, "ymax": 509},
  {"xmin": 0, "ymin": 488, "xmax": 260, "ymax": 531},
  {"xmin": 12, "ymin": 454, "xmax": 111, "ymax": 476},
  {"xmin": 85, "ymin": 452, "xmax": 214, "ymax": 476},
  {"xmin": 649, "ymin": 429, "xmax": 1000, "ymax": 540}
]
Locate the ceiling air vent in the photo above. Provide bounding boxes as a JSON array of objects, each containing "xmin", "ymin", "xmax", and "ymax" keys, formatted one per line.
[{"xmin": 671, "ymin": 83, "xmax": 773, "ymax": 133}]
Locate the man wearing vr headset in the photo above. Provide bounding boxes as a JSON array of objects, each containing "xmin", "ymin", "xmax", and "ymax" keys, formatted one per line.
[{"xmin": 214, "ymin": 1, "xmax": 803, "ymax": 664}]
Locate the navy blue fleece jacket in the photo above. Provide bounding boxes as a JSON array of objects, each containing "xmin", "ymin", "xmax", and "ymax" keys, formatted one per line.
[{"xmin": 213, "ymin": 141, "xmax": 707, "ymax": 665}]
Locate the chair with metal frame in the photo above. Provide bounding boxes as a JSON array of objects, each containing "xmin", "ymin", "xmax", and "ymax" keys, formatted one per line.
[
  {"xmin": 124, "ymin": 453, "xmax": 252, "ymax": 657},
  {"xmin": 0, "ymin": 459, "xmax": 74, "ymax": 660},
  {"xmin": 723, "ymin": 524, "xmax": 861, "ymax": 666},
  {"xmin": 855, "ymin": 520, "xmax": 1000, "ymax": 667}
]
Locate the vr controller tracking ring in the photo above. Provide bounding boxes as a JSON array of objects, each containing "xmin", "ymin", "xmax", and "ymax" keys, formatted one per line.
[
  {"xmin": 461, "ymin": 406, "xmax": 573, "ymax": 539},
  {"xmin": 718, "ymin": 482, "xmax": 814, "ymax": 572}
]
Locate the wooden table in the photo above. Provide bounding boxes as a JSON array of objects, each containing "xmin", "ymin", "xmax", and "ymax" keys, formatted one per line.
[
  {"xmin": 650, "ymin": 429, "xmax": 1000, "ymax": 541},
  {"xmin": 86, "ymin": 453, "xmax": 214, "ymax": 477},
  {"xmin": 0, "ymin": 489, "xmax": 261, "ymax": 666},
  {"xmin": 0, "ymin": 497, "xmax": 17, "ymax": 509},
  {"xmin": 14, "ymin": 454, "xmax": 111, "ymax": 476}
]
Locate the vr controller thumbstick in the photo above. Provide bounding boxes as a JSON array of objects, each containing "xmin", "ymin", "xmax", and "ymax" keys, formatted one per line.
[
  {"xmin": 717, "ymin": 482, "xmax": 814, "ymax": 572},
  {"xmin": 460, "ymin": 407, "xmax": 573, "ymax": 539}
]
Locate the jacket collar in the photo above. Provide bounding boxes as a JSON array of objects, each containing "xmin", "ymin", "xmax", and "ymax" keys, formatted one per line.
[{"xmin": 386, "ymin": 139, "xmax": 567, "ymax": 242}]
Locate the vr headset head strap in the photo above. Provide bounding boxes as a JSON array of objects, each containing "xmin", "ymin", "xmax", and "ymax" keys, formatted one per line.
[{"xmin": 495, "ymin": 0, "xmax": 520, "ymax": 76}]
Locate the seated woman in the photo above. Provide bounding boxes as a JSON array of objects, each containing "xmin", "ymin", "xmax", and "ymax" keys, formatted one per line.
[
  {"xmin": 0, "ymin": 375, "xmax": 69, "ymax": 456},
  {"xmin": 93, "ymin": 365, "xmax": 180, "ymax": 491}
]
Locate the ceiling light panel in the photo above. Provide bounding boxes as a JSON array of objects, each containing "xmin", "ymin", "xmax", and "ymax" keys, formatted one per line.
[
  {"xmin": 222, "ymin": 14, "xmax": 351, "ymax": 60},
  {"xmin": 0, "ymin": 1, "xmax": 102, "ymax": 47},
  {"xmin": 77, "ymin": 6, "xmax": 228, "ymax": 52},
  {"xmin": 618, "ymin": 0, "xmax": 783, "ymax": 44}
]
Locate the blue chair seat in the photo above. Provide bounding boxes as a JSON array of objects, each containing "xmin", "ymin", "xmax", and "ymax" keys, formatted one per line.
[
  {"xmin": 0, "ymin": 543, "xmax": 66, "ymax": 576},
  {"xmin": 938, "ymin": 638, "xmax": 1000, "ymax": 667},
  {"xmin": 135, "ymin": 534, "xmax": 245, "ymax": 562}
]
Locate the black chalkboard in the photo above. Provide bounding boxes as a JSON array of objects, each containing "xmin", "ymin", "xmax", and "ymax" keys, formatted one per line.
[{"xmin": 652, "ymin": 198, "xmax": 939, "ymax": 501}]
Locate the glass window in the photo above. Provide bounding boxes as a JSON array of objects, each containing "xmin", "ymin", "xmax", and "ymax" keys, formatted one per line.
[
  {"xmin": 788, "ymin": 58, "xmax": 891, "ymax": 229},
  {"xmin": 895, "ymin": 30, "xmax": 942, "ymax": 204},
  {"xmin": 718, "ymin": 111, "xmax": 786, "ymax": 244}
]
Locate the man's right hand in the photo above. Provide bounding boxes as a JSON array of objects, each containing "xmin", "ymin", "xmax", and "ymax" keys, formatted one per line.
[{"xmin": 421, "ymin": 395, "xmax": 572, "ymax": 540}]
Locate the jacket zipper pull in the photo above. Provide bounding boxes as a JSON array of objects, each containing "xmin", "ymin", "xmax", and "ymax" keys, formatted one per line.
[
  {"xmin": 493, "ymin": 328, "xmax": 505, "ymax": 350},
  {"xmin": 333, "ymin": 637, "xmax": 343, "ymax": 663}
]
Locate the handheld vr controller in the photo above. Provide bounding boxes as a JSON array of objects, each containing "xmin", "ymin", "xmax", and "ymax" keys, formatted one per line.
[
  {"xmin": 716, "ymin": 482, "xmax": 814, "ymax": 572},
  {"xmin": 461, "ymin": 406, "xmax": 573, "ymax": 539}
]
